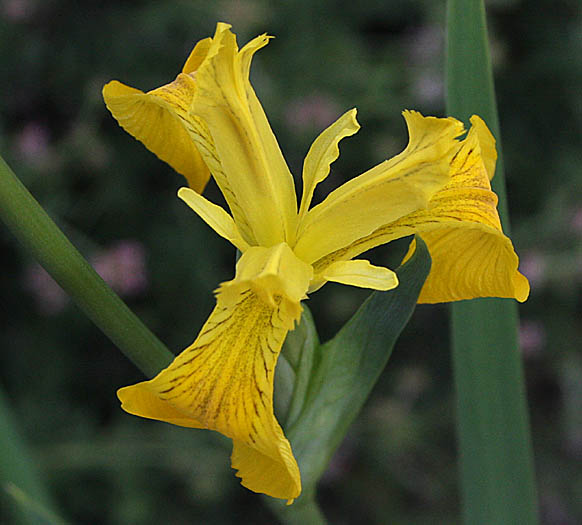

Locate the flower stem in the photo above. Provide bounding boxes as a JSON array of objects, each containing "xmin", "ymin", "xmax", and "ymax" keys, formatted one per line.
[
  {"xmin": 446, "ymin": 1, "xmax": 538, "ymax": 523},
  {"xmin": 0, "ymin": 155, "xmax": 173, "ymax": 377}
]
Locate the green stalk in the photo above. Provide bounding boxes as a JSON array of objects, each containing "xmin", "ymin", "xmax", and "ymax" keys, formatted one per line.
[
  {"xmin": 0, "ymin": 155, "xmax": 173, "ymax": 377},
  {"xmin": 446, "ymin": 1, "xmax": 538, "ymax": 523},
  {"xmin": 0, "ymin": 386, "xmax": 63, "ymax": 524}
]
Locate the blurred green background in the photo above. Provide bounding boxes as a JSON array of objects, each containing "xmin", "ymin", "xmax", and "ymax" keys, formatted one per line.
[{"xmin": 1, "ymin": 0, "xmax": 581, "ymax": 523}]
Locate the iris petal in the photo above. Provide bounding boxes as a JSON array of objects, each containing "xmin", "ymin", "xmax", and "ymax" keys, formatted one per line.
[
  {"xmin": 178, "ymin": 187, "xmax": 249, "ymax": 252},
  {"xmin": 318, "ymin": 259, "xmax": 398, "ymax": 292},
  {"xmin": 294, "ymin": 111, "xmax": 465, "ymax": 264},
  {"xmin": 102, "ymin": 37, "xmax": 213, "ymax": 192},
  {"xmin": 190, "ymin": 23, "xmax": 298, "ymax": 246},
  {"xmin": 404, "ymin": 229, "xmax": 529, "ymax": 303},
  {"xmin": 298, "ymin": 108, "xmax": 360, "ymax": 220},
  {"xmin": 310, "ymin": 116, "xmax": 529, "ymax": 302},
  {"xmin": 117, "ymin": 243, "xmax": 312, "ymax": 501}
]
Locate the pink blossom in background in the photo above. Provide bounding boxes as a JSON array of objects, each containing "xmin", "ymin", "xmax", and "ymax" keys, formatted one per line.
[
  {"xmin": 407, "ymin": 26, "xmax": 444, "ymax": 105},
  {"xmin": 520, "ymin": 251, "xmax": 547, "ymax": 289},
  {"xmin": 407, "ymin": 26, "xmax": 443, "ymax": 63},
  {"xmin": 569, "ymin": 208, "xmax": 582, "ymax": 234},
  {"xmin": 23, "ymin": 240, "xmax": 148, "ymax": 315},
  {"xmin": 91, "ymin": 240, "xmax": 148, "ymax": 297},
  {"xmin": 23, "ymin": 264, "xmax": 68, "ymax": 315},
  {"xmin": 16, "ymin": 122, "xmax": 51, "ymax": 166},
  {"xmin": 519, "ymin": 320, "xmax": 546, "ymax": 358},
  {"xmin": 411, "ymin": 71, "xmax": 443, "ymax": 105},
  {"xmin": 1, "ymin": 0, "xmax": 34, "ymax": 21},
  {"xmin": 285, "ymin": 94, "xmax": 342, "ymax": 133},
  {"xmin": 394, "ymin": 366, "xmax": 431, "ymax": 405}
]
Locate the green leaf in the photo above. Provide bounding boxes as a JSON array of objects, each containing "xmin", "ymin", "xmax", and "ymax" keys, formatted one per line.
[
  {"xmin": 446, "ymin": 1, "xmax": 538, "ymax": 523},
  {"xmin": 276, "ymin": 306, "xmax": 320, "ymax": 428},
  {"xmin": 0, "ymin": 386, "xmax": 64, "ymax": 525},
  {"xmin": 289, "ymin": 236, "xmax": 431, "ymax": 499},
  {"xmin": 267, "ymin": 237, "xmax": 430, "ymax": 523}
]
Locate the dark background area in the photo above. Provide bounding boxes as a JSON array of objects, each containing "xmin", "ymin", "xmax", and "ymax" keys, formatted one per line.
[{"xmin": 1, "ymin": 0, "xmax": 581, "ymax": 523}]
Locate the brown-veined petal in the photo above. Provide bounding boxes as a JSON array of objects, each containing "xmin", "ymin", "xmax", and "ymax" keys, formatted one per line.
[
  {"xmin": 403, "ymin": 227, "xmax": 529, "ymax": 303},
  {"xmin": 117, "ymin": 243, "xmax": 312, "ymax": 502},
  {"xmin": 310, "ymin": 115, "xmax": 529, "ymax": 303},
  {"xmin": 293, "ymin": 111, "xmax": 465, "ymax": 264},
  {"xmin": 102, "ymin": 37, "xmax": 214, "ymax": 192},
  {"xmin": 190, "ymin": 23, "xmax": 298, "ymax": 247}
]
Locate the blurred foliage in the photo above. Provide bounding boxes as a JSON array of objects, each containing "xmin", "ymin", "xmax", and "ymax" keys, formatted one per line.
[{"xmin": 0, "ymin": 0, "xmax": 580, "ymax": 523}]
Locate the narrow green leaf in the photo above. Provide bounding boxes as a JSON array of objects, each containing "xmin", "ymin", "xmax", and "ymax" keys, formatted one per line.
[
  {"xmin": 289, "ymin": 236, "xmax": 431, "ymax": 498},
  {"xmin": 0, "ymin": 155, "xmax": 173, "ymax": 377},
  {"xmin": 277, "ymin": 306, "xmax": 320, "ymax": 428},
  {"xmin": 0, "ymin": 386, "xmax": 62, "ymax": 525},
  {"xmin": 446, "ymin": 2, "xmax": 538, "ymax": 523},
  {"xmin": 4, "ymin": 484, "xmax": 68, "ymax": 525}
]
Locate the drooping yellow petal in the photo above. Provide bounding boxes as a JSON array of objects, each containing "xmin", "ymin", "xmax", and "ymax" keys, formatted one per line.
[
  {"xmin": 190, "ymin": 23, "xmax": 298, "ymax": 246},
  {"xmin": 117, "ymin": 243, "xmax": 313, "ymax": 502},
  {"xmin": 103, "ymin": 37, "xmax": 215, "ymax": 192},
  {"xmin": 403, "ymin": 229, "xmax": 529, "ymax": 303},
  {"xmin": 177, "ymin": 187, "xmax": 250, "ymax": 252},
  {"xmin": 317, "ymin": 259, "xmax": 398, "ymax": 292},
  {"xmin": 293, "ymin": 111, "xmax": 465, "ymax": 264},
  {"xmin": 298, "ymin": 108, "xmax": 360, "ymax": 220},
  {"xmin": 310, "ymin": 116, "xmax": 529, "ymax": 303}
]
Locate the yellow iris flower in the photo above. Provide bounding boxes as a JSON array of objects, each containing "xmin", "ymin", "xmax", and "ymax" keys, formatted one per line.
[{"xmin": 102, "ymin": 22, "xmax": 529, "ymax": 502}]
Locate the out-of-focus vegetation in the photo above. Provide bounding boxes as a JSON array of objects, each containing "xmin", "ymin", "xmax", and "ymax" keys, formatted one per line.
[{"xmin": 1, "ymin": 0, "xmax": 580, "ymax": 523}]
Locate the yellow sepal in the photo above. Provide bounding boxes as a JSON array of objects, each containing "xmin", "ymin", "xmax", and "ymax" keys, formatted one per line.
[
  {"xmin": 103, "ymin": 58, "xmax": 210, "ymax": 192},
  {"xmin": 310, "ymin": 116, "xmax": 529, "ymax": 303},
  {"xmin": 294, "ymin": 111, "xmax": 465, "ymax": 264},
  {"xmin": 404, "ymin": 229, "xmax": 529, "ymax": 303},
  {"xmin": 117, "ymin": 243, "xmax": 313, "ymax": 501}
]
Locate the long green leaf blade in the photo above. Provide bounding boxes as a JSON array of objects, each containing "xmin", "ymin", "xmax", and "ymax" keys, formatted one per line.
[
  {"xmin": 0, "ymin": 386, "xmax": 63, "ymax": 524},
  {"xmin": 267, "ymin": 237, "xmax": 431, "ymax": 523},
  {"xmin": 446, "ymin": 2, "xmax": 538, "ymax": 523},
  {"xmin": 291, "ymin": 236, "xmax": 431, "ymax": 497}
]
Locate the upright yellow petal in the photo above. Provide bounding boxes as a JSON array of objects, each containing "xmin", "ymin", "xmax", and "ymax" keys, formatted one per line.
[
  {"xmin": 294, "ymin": 111, "xmax": 465, "ymax": 264},
  {"xmin": 190, "ymin": 23, "xmax": 298, "ymax": 246},
  {"xmin": 186, "ymin": 114, "xmax": 258, "ymax": 246},
  {"xmin": 117, "ymin": 243, "xmax": 312, "ymax": 502},
  {"xmin": 310, "ymin": 116, "xmax": 529, "ymax": 303},
  {"xmin": 102, "ymin": 37, "xmax": 214, "ymax": 192},
  {"xmin": 298, "ymin": 108, "xmax": 360, "ymax": 221}
]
